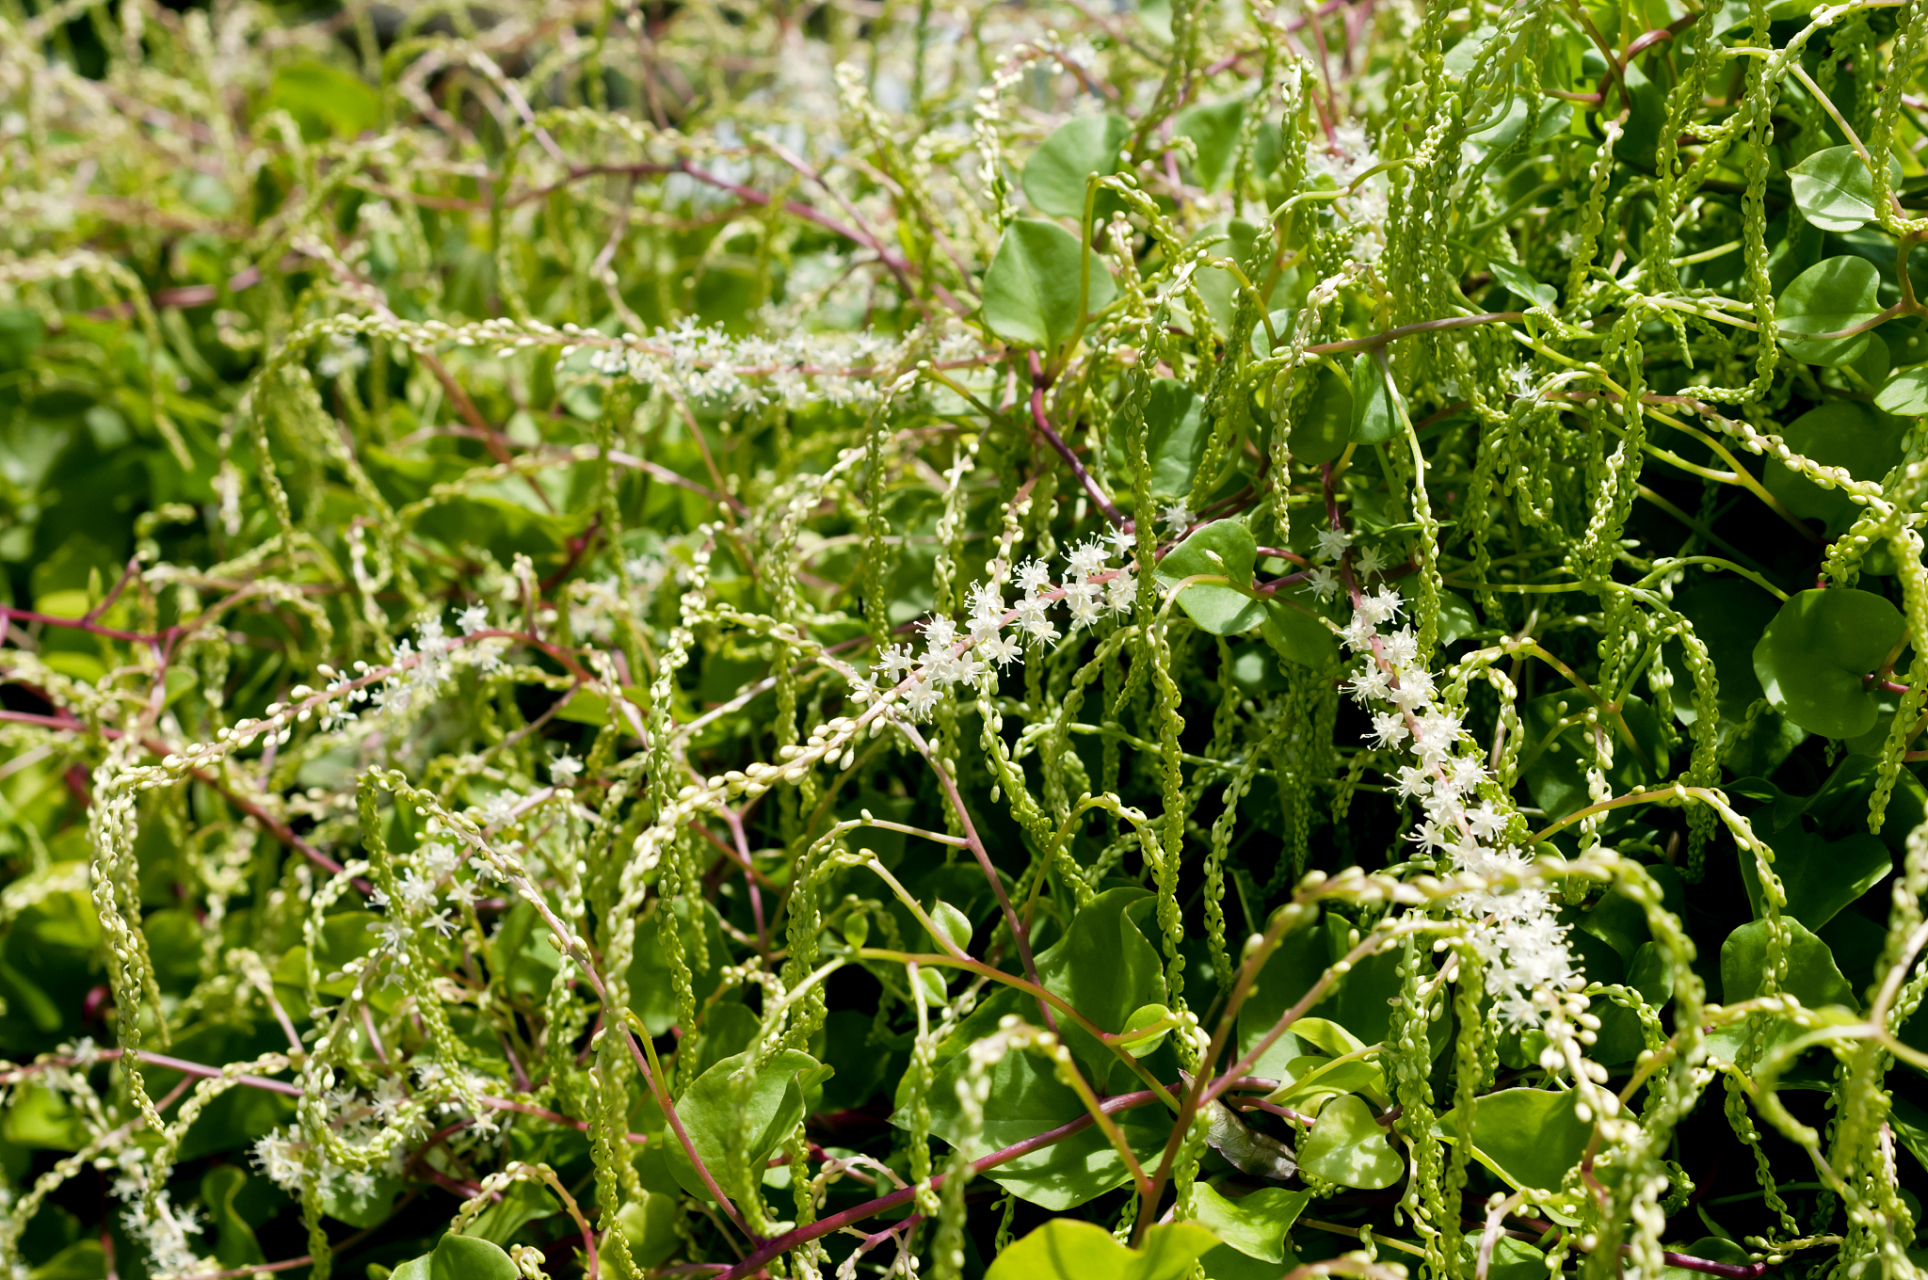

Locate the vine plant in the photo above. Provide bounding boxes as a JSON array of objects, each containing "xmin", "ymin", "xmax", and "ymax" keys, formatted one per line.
[{"xmin": 4, "ymin": 0, "xmax": 1928, "ymax": 1278}]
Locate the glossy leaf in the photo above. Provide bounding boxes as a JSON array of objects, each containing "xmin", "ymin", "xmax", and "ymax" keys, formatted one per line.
[
  {"xmin": 1175, "ymin": 98, "xmax": 1278, "ymax": 191},
  {"xmin": 1297, "ymin": 1094, "xmax": 1403, "ymax": 1189},
  {"xmin": 1488, "ymin": 259, "xmax": 1555, "ymax": 309},
  {"xmin": 1034, "ymin": 886, "xmax": 1170, "ymax": 1088},
  {"xmin": 1023, "ymin": 115, "xmax": 1130, "ymax": 218},
  {"xmin": 1753, "ymin": 589, "xmax": 1905, "ymax": 739},
  {"xmin": 1738, "ymin": 827, "xmax": 1891, "ymax": 931},
  {"xmin": 981, "ymin": 218, "xmax": 1118, "ymax": 351},
  {"xmin": 985, "ymin": 1219, "xmax": 1222, "ymax": 1280},
  {"xmin": 1720, "ymin": 917, "xmax": 1857, "ymax": 1009},
  {"xmin": 1121, "ymin": 1003, "xmax": 1175, "ymax": 1057},
  {"xmin": 199, "ymin": 1166, "xmax": 265, "ymax": 1268},
  {"xmin": 1143, "ymin": 377, "xmax": 1210, "ymax": 500},
  {"xmin": 1763, "ymin": 400, "xmax": 1904, "ymax": 532},
  {"xmin": 1292, "ymin": 365, "xmax": 1353, "ymax": 465},
  {"xmin": 1777, "ymin": 256, "xmax": 1882, "ymax": 367},
  {"xmin": 1188, "ymin": 1184, "xmax": 1309, "ymax": 1263},
  {"xmin": 1156, "ymin": 520, "xmax": 1265, "ymax": 635},
  {"xmin": 1789, "ymin": 146, "xmax": 1891, "ymax": 232},
  {"xmin": 665, "ymin": 1049, "xmax": 832, "ymax": 1201},
  {"xmin": 1349, "ymin": 353, "xmax": 1398, "ymax": 444},
  {"xmin": 392, "ymin": 1234, "xmax": 521, "ymax": 1280},
  {"xmin": 1437, "ymin": 1087, "xmax": 1592, "ymax": 1192},
  {"xmin": 1878, "ymin": 364, "xmax": 1928, "ymax": 415}
]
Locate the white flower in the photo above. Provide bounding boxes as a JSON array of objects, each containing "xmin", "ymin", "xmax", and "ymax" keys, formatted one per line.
[
  {"xmin": 457, "ymin": 604, "xmax": 491, "ymax": 634},
  {"xmin": 551, "ymin": 753, "xmax": 584, "ymax": 785},
  {"xmin": 1160, "ymin": 501, "xmax": 1195, "ymax": 536},
  {"xmin": 1356, "ymin": 545, "xmax": 1387, "ymax": 577},
  {"xmin": 1368, "ymin": 710, "xmax": 1410, "ymax": 749},
  {"xmin": 1016, "ymin": 558, "xmax": 1053, "ymax": 596},
  {"xmin": 1106, "ymin": 524, "xmax": 1137, "ymax": 556},
  {"xmin": 903, "ymin": 683, "xmax": 941, "ymax": 720},
  {"xmin": 1066, "ymin": 540, "xmax": 1109, "ymax": 581},
  {"xmin": 1105, "ymin": 569, "xmax": 1137, "ymax": 613},
  {"xmin": 1314, "ymin": 528, "xmax": 1353, "ymax": 562},
  {"xmin": 1014, "ymin": 595, "xmax": 1057, "ymax": 644},
  {"xmin": 1064, "ymin": 581, "xmax": 1104, "ymax": 628},
  {"xmin": 982, "ymin": 633, "xmax": 1023, "ymax": 667},
  {"xmin": 394, "ymin": 870, "xmax": 437, "ymax": 910},
  {"xmin": 921, "ymin": 615, "xmax": 958, "ymax": 650},
  {"xmin": 1306, "ymin": 565, "xmax": 1340, "ymax": 599},
  {"xmin": 368, "ymin": 918, "xmax": 411, "ymax": 958},
  {"xmin": 878, "ymin": 644, "xmax": 918, "ymax": 683}
]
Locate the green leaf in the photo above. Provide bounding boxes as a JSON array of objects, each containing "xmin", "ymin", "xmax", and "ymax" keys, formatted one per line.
[
  {"xmin": 985, "ymin": 1219, "xmax": 1222, "ymax": 1280},
  {"xmin": 433, "ymin": 1235, "xmax": 519, "ymax": 1280},
  {"xmin": 1175, "ymin": 98, "xmax": 1249, "ymax": 192},
  {"xmin": 665, "ymin": 1049, "xmax": 832, "ymax": 1202},
  {"xmin": 911, "ymin": 888, "xmax": 1173, "ymax": 1207},
  {"xmin": 1023, "ymin": 115, "xmax": 1130, "ymax": 218},
  {"xmin": 981, "ymin": 219, "xmax": 1118, "ymax": 351},
  {"xmin": 1035, "ymin": 886, "xmax": 1170, "ymax": 1088},
  {"xmin": 1143, "ymin": 377, "xmax": 1210, "ymax": 500},
  {"xmin": 391, "ymin": 1235, "xmax": 521, "ymax": 1280},
  {"xmin": 461, "ymin": 1179, "xmax": 558, "ymax": 1244},
  {"xmin": 1292, "ymin": 366, "xmax": 1353, "ymax": 465},
  {"xmin": 612, "ymin": 1189, "xmax": 684, "ymax": 1270},
  {"xmin": 1738, "ymin": 827, "xmax": 1891, "ymax": 931},
  {"xmin": 1259, "ymin": 596, "xmax": 1339, "ymax": 669},
  {"xmin": 1487, "ymin": 259, "xmax": 1555, "ymax": 309},
  {"xmin": 1521, "ymin": 693, "xmax": 1668, "ymax": 822},
  {"xmin": 1349, "ymin": 353, "xmax": 1398, "ymax": 444},
  {"xmin": 1777, "ymin": 256, "xmax": 1882, "ymax": 367},
  {"xmin": 1188, "ymin": 1184, "xmax": 1308, "ymax": 1263},
  {"xmin": 1268, "ymin": 1054, "xmax": 1388, "ymax": 1111},
  {"xmin": 1720, "ymin": 917, "xmax": 1858, "ymax": 1009},
  {"xmin": 628, "ymin": 898, "xmax": 728, "ymax": 1035},
  {"xmin": 1753, "ymin": 588, "xmax": 1906, "ymax": 739},
  {"xmin": 1763, "ymin": 400, "xmax": 1904, "ymax": 532},
  {"xmin": 1121, "ymin": 1003, "xmax": 1175, "ymax": 1057},
  {"xmin": 1877, "ymin": 365, "xmax": 1928, "ymax": 416},
  {"xmin": 927, "ymin": 899, "xmax": 973, "ymax": 952},
  {"xmin": 1298, "ymin": 1094, "xmax": 1403, "ymax": 1188},
  {"xmin": 1437, "ymin": 1088, "xmax": 1592, "ymax": 1193},
  {"xmin": 199, "ymin": 1166, "xmax": 265, "ymax": 1268},
  {"xmin": 265, "ymin": 62, "xmax": 381, "ymax": 141},
  {"xmin": 1156, "ymin": 520, "xmax": 1265, "ymax": 635},
  {"xmin": 1789, "ymin": 146, "xmax": 1896, "ymax": 233},
  {"xmin": 29, "ymin": 1240, "xmax": 106, "ymax": 1280}
]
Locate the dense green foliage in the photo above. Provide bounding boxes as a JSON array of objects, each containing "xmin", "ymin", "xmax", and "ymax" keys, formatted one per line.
[{"xmin": 10, "ymin": 0, "xmax": 1928, "ymax": 1278}]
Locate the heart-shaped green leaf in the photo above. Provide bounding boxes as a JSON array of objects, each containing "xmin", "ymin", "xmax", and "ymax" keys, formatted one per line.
[
  {"xmin": 1023, "ymin": 114, "xmax": 1130, "ymax": 218},
  {"xmin": 1488, "ymin": 259, "xmax": 1555, "ymax": 308},
  {"xmin": 1156, "ymin": 520, "xmax": 1264, "ymax": 634},
  {"xmin": 1753, "ymin": 588, "xmax": 1905, "ymax": 739},
  {"xmin": 1739, "ymin": 827, "xmax": 1892, "ymax": 931},
  {"xmin": 1188, "ymin": 1184, "xmax": 1309, "ymax": 1263},
  {"xmin": 1298, "ymin": 1094, "xmax": 1403, "ymax": 1188},
  {"xmin": 1777, "ymin": 256, "xmax": 1882, "ymax": 367},
  {"xmin": 666, "ymin": 1049, "xmax": 832, "ymax": 1201},
  {"xmin": 1763, "ymin": 400, "xmax": 1904, "ymax": 531},
  {"xmin": 1877, "ymin": 365, "xmax": 1928, "ymax": 416},
  {"xmin": 1291, "ymin": 365, "xmax": 1353, "ymax": 465},
  {"xmin": 1349, "ymin": 353, "xmax": 1398, "ymax": 444},
  {"xmin": 392, "ymin": 1234, "xmax": 521, "ymax": 1280},
  {"xmin": 981, "ymin": 218, "xmax": 1118, "ymax": 351},
  {"xmin": 1789, "ymin": 145, "xmax": 1895, "ymax": 232},
  {"xmin": 1435, "ymin": 1087, "xmax": 1593, "ymax": 1193},
  {"xmin": 985, "ymin": 1219, "xmax": 1222, "ymax": 1280}
]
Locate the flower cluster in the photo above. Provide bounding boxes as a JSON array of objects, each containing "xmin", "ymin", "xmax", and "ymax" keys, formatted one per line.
[
  {"xmin": 851, "ymin": 535, "xmax": 1139, "ymax": 720},
  {"xmin": 1339, "ymin": 587, "xmax": 1580, "ymax": 1028}
]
